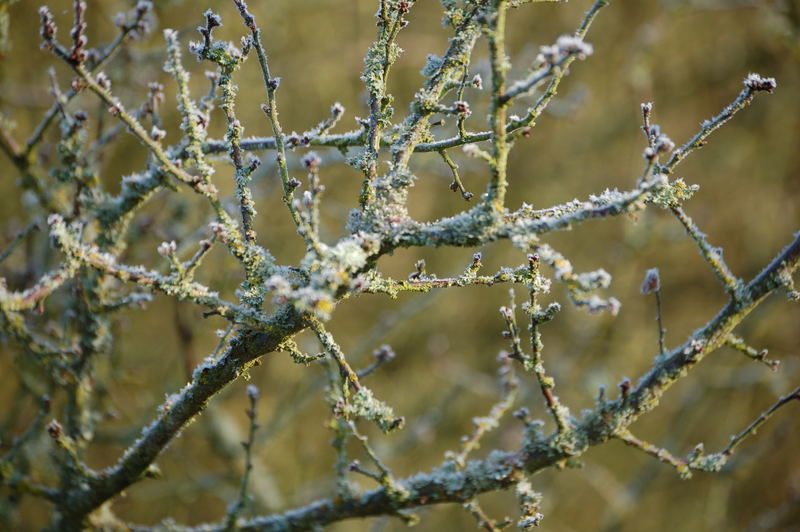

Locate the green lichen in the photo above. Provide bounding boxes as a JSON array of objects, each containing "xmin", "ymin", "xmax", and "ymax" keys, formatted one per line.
[{"xmin": 344, "ymin": 387, "xmax": 404, "ymax": 433}]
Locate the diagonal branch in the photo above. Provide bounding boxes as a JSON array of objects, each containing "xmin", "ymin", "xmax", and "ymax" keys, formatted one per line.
[
  {"xmin": 55, "ymin": 309, "xmax": 305, "ymax": 525},
  {"xmin": 171, "ymin": 233, "xmax": 800, "ymax": 532}
]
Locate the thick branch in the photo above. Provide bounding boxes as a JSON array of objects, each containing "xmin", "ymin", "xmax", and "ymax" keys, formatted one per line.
[
  {"xmin": 55, "ymin": 310, "xmax": 304, "ymax": 525},
  {"xmin": 182, "ymin": 234, "xmax": 800, "ymax": 532}
]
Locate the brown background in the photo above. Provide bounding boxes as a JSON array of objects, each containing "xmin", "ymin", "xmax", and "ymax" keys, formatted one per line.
[{"xmin": 1, "ymin": 0, "xmax": 799, "ymax": 530}]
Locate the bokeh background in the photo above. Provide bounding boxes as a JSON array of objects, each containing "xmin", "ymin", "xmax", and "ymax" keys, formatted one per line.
[{"xmin": 1, "ymin": 0, "xmax": 799, "ymax": 530}]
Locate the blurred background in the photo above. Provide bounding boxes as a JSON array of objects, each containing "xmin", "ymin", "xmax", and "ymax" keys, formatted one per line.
[{"xmin": 1, "ymin": 0, "xmax": 799, "ymax": 530}]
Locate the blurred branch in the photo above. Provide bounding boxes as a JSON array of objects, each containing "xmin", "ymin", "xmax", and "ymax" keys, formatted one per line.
[{"xmin": 0, "ymin": 221, "xmax": 40, "ymax": 265}]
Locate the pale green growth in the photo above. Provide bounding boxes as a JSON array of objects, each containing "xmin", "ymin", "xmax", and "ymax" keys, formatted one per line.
[
  {"xmin": 365, "ymin": 254, "xmax": 533, "ymax": 298},
  {"xmin": 724, "ymin": 334, "xmax": 780, "ymax": 370},
  {"xmin": 164, "ymin": 28, "xmax": 215, "ymax": 185},
  {"xmin": 647, "ymin": 177, "xmax": 699, "ymax": 208},
  {"xmin": 166, "ymin": 23, "xmax": 274, "ymax": 306},
  {"xmin": 279, "ymin": 339, "xmax": 326, "ymax": 365},
  {"xmin": 532, "ymin": 243, "xmax": 620, "ymax": 315},
  {"xmin": 310, "ymin": 316, "xmax": 403, "ymax": 433},
  {"xmin": 0, "ymin": 261, "xmax": 78, "ymax": 312},
  {"xmin": 515, "ymin": 477, "xmax": 544, "ymax": 529},
  {"xmin": 48, "ymin": 215, "xmax": 273, "ymax": 331},
  {"xmin": 345, "ymin": 388, "xmax": 404, "ymax": 434}
]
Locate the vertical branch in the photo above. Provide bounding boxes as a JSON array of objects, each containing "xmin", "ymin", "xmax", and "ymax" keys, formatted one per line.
[
  {"xmin": 322, "ymin": 360, "xmax": 354, "ymax": 500},
  {"xmin": 440, "ymin": 149, "xmax": 473, "ymax": 200},
  {"xmin": 485, "ymin": 0, "xmax": 510, "ymax": 205},
  {"xmin": 175, "ymin": 19, "xmax": 274, "ymax": 307},
  {"xmin": 524, "ymin": 255, "xmax": 570, "ymax": 433},
  {"xmin": 308, "ymin": 317, "xmax": 362, "ymax": 391},
  {"xmin": 654, "ymin": 290, "xmax": 666, "ymax": 355},
  {"xmin": 388, "ymin": 6, "xmax": 482, "ymax": 169},
  {"xmin": 640, "ymin": 268, "xmax": 666, "ymax": 356},
  {"xmin": 222, "ymin": 90, "xmax": 259, "ymax": 244},
  {"xmin": 455, "ymin": 66, "xmax": 478, "ymax": 140},
  {"xmin": 191, "ymin": 10, "xmax": 260, "ymax": 246},
  {"xmin": 225, "ymin": 385, "xmax": 261, "ymax": 530},
  {"xmin": 359, "ymin": 0, "xmax": 414, "ymax": 206},
  {"xmin": 303, "ymin": 154, "xmax": 322, "ymax": 237},
  {"xmin": 232, "ymin": 1, "xmax": 302, "ymax": 240}
]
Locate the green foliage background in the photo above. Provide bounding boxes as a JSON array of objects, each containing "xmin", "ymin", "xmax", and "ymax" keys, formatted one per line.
[{"xmin": 1, "ymin": 0, "xmax": 799, "ymax": 530}]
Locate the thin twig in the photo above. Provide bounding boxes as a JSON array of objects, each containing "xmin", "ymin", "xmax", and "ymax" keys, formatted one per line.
[
  {"xmin": 225, "ymin": 385, "xmax": 261, "ymax": 530},
  {"xmin": 0, "ymin": 221, "xmax": 40, "ymax": 265},
  {"xmin": 671, "ymin": 206, "xmax": 740, "ymax": 296}
]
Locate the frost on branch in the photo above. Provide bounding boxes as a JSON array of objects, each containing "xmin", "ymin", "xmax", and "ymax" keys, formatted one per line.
[{"xmin": 0, "ymin": 0, "xmax": 797, "ymax": 530}]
